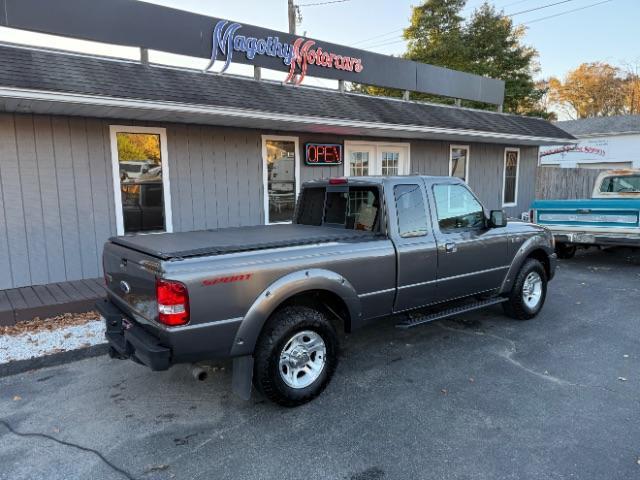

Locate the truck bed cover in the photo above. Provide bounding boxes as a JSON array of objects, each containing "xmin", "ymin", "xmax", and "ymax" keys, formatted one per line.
[{"xmin": 110, "ymin": 224, "xmax": 383, "ymax": 260}]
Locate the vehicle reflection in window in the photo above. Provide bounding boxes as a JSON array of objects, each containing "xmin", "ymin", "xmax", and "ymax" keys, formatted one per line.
[{"xmin": 116, "ymin": 132, "xmax": 165, "ymax": 234}]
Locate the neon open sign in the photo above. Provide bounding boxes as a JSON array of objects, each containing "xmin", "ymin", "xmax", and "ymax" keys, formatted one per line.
[{"xmin": 305, "ymin": 143, "xmax": 343, "ymax": 166}]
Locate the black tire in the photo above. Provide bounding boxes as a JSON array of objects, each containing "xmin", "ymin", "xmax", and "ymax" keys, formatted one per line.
[
  {"xmin": 555, "ymin": 243, "xmax": 577, "ymax": 259},
  {"xmin": 502, "ymin": 258, "xmax": 548, "ymax": 320},
  {"xmin": 253, "ymin": 305, "xmax": 339, "ymax": 407}
]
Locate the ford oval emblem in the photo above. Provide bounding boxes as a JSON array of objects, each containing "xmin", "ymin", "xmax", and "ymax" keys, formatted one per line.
[{"xmin": 119, "ymin": 280, "xmax": 131, "ymax": 294}]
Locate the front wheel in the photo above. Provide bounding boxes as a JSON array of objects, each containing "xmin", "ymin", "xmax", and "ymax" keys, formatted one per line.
[
  {"xmin": 503, "ymin": 258, "xmax": 548, "ymax": 320},
  {"xmin": 253, "ymin": 306, "xmax": 339, "ymax": 407}
]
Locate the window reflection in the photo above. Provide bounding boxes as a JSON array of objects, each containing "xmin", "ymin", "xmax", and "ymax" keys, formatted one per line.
[
  {"xmin": 116, "ymin": 132, "xmax": 165, "ymax": 233},
  {"xmin": 266, "ymin": 140, "xmax": 297, "ymax": 223}
]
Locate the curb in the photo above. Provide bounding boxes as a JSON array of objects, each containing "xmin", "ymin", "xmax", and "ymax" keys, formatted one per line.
[{"xmin": 0, "ymin": 344, "xmax": 109, "ymax": 378}]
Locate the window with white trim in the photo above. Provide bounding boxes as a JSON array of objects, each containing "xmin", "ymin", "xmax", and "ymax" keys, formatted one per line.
[
  {"xmin": 449, "ymin": 145, "xmax": 469, "ymax": 183},
  {"xmin": 503, "ymin": 148, "xmax": 520, "ymax": 206},
  {"xmin": 109, "ymin": 126, "xmax": 172, "ymax": 235},
  {"xmin": 262, "ymin": 136, "xmax": 300, "ymax": 224},
  {"xmin": 344, "ymin": 142, "xmax": 409, "ymax": 177}
]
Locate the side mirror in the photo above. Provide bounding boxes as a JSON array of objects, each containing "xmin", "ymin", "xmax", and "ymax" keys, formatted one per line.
[{"xmin": 489, "ymin": 210, "xmax": 507, "ymax": 228}]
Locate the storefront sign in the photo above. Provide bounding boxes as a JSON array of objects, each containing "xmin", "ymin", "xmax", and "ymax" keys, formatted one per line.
[
  {"xmin": 0, "ymin": 0, "xmax": 505, "ymax": 105},
  {"xmin": 206, "ymin": 21, "xmax": 364, "ymax": 85},
  {"xmin": 305, "ymin": 143, "xmax": 343, "ymax": 166}
]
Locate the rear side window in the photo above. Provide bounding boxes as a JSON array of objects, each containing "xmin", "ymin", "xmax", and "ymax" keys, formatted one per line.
[
  {"xmin": 433, "ymin": 184, "xmax": 485, "ymax": 231},
  {"xmin": 394, "ymin": 184, "xmax": 429, "ymax": 238},
  {"xmin": 600, "ymin": 175, "xmax": 640, "ymax": 193}
]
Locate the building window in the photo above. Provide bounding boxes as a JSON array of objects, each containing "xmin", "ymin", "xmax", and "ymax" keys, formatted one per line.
[
  {"xmin": 382, "ymin": 151, "xmax": 399, "ymax": 175},
  {"xmin": 262, "ymin": 135, "xmax": 300, "ymax": 224},
  {"xmin": 449, "ymin": 145, "xmax": 469, "ymax": 183},
  {"xmin": 503, "ymin": 148, "xmax": 520, "ymax": 206},
  {"xmin": 109, "ymin": 126, "xmax": 172, "ymax": 235},
  {"xmin": 344, "ymin": 142, "xmax": 410, "ymax": 176},
  {"xmin": 350, "ymin": 151, "xmax": 370, "ymax": 176}
]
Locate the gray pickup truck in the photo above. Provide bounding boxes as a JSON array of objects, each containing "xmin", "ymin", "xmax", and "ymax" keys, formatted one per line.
[{"xmin": 97, "ymin": 176, "xmax": 556, "ymax": 406}]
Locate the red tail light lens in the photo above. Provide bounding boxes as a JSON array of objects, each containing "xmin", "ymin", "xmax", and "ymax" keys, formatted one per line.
[
  {"xmin": 328, "ymin": 177, "xmax": 348, "ymax": 185},
  {"xmin": 156, "ymin": 278, "xmax": 189, "ymax": 326}
]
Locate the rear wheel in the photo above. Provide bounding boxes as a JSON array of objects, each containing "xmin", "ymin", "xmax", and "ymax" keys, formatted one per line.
[
  {"xmin": 253, "ymin": 306, "xmax": 338, "ymax": 407},
  {"xmin": 503, "ymin": 258, "xmax": 548, "ymax": 320},
  {"xmin": 555, "ymin": 243, "xmax": 577, "ymax": 259}
]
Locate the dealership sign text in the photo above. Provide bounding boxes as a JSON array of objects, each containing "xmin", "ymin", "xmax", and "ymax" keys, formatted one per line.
[{"xmin": 205, "ymin": 21, "xmax": 364, "ymax": 85}]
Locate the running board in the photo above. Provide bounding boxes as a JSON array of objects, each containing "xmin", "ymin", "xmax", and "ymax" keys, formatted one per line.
[{"xmin": 395, "ymin": 297, "xmax": 508, "ymax": 329}]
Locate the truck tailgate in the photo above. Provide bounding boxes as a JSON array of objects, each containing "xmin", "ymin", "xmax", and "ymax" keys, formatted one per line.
[
  {"xmin": 532, "ymin": 199, "xmax": 640, "ymax": 231},
  {"xmin": 103, "ymin": 241, "xmax": 161, "ymax": 323}
]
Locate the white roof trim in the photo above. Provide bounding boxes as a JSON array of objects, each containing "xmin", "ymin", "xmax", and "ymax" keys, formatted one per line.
[{"xmin": 0, "ymin": 86, "xmax": 575, "ymax": 145}]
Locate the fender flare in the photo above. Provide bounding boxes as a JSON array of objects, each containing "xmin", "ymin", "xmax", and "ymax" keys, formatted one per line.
[
  {"xmin": 499, "ymin": 234, "xmax": 554, "ymax": 294},
  {"xmin": 229, "ymin": 268, "xmax": 361, "ymax": 357}
]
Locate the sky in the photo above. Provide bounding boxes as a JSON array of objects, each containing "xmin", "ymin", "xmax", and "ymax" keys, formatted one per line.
[{"xmin": 0, "ymin": 0, "xmax": 637, "ymax": 86}]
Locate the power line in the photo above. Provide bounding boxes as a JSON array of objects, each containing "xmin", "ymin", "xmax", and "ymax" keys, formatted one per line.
[
  {"xmin": 297, "ymin": 0, "xmax": 351, "ymax": 7},
  {"xmin": 351, "ymin": 28, "xmax": 404, "ymax": 46},
  {"xmin": 508, "ymin": 0, "xmax": 577, "ymax": 16},
  {"xmin": 523, "ymin": 0, "xmax": 613, "ymax": 24}
]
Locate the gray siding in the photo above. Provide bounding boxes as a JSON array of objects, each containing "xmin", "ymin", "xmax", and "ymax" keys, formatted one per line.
[
  {"xmin": 0, "ymin": 114, "xmax": 264, "ymax": 289},
  {"xmin": 0, "ymin": 113, "xmax": 537, "ymax": 289}
]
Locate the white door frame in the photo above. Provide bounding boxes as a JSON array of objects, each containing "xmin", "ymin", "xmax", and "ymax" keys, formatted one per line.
[
  {"xmin": 502, "ymin": 147, "xmax": 521, "ymax": 207},
  {"xmin": 109, "ymin": 125, "xmax": 173, "ymax": 236},
  {"xmin": 449, "ymin": 144, "xmax": 470, "ymax": 183},
  {"xmin": 262, "ymin": 135, "xmax": 300, "ymax": 224},
  {"xmin": 343, "ymin": 141, "xmax": 411, "ymax": 176}
]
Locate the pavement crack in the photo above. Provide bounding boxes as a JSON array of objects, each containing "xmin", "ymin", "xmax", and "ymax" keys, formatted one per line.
[
  {"xmin": 436, "ymin": 323, "xmax": 625, "ymax": 396},
  {"xmin": 0, "ymin": 419, "xmax": 136, "ymax": 480}
]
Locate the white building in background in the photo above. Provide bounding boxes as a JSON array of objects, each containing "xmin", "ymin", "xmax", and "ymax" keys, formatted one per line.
[{"xmin": 540, "ymin": 115, "xmax": 640, "ymax": 169}]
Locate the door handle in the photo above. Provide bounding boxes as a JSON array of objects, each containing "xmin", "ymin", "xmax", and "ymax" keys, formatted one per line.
[{"xmin": 445, "ymin": 242, "xmax": 457, "ymax": 253}]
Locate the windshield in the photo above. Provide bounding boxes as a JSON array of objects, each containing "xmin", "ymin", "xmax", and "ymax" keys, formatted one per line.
[{"xmin": 600, "ymin": 175, "xmax": 640, "ymax": 193}]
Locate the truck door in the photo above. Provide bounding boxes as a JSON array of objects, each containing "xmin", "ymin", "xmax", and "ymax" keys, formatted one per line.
[
  {"xmin": 430, "ymin": 183, "xmax": 509, "ymax": 301},
  {"xmin": 390, "ymin": 181, "xmax": 439, "ymax": 311}
]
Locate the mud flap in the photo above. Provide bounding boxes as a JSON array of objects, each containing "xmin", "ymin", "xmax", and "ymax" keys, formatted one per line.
[{"xmin": 232, "ymin": 355, "xmax": 254, "ymax": 401}]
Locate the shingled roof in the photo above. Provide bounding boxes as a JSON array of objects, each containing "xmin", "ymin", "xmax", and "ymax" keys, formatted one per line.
[
  {"xmin": 0, "ymin": 43, "xmax": 574, "ymax": 144},
  {"xmin": 555, "ymin": 115, "xmax": 640, "ymax": 137}
]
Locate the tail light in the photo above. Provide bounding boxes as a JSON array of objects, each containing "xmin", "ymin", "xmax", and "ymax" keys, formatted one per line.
[
  {"xmin": 328, "ymin": 177, "xmax": 348, "ymax": 185},
  {"xmin": 156, "ymin": 278, "xmax": 189, "ymax": 326}
]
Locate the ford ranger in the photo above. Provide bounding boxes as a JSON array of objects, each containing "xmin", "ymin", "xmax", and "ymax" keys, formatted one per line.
[
  {"xmin": 97, "ymin": 176, "xmax": 556, "ymax": 406},
  {"xmin": 531, "ymin": 169, "xmax": 640, "ymax": 258}
]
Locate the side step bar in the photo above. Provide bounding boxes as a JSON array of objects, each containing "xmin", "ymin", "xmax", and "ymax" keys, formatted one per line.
[{"xmin": 395, "ymin": 297, "xmax": 508, "ymax": 329}]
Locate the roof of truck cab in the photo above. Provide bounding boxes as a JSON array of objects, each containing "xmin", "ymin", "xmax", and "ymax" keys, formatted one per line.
[{"xmin": 303, "ymin": 175, "xmax": 464, "ymax": 186}]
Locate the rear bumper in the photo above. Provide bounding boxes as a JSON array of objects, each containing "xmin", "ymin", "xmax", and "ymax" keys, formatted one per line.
[
  {"xmin": 96, "ymin": 298, "xmax": 171, "ymax": 371},
  {"xmin": 553, "ymin": 231, "xmax": 640, "ymax": 248}
]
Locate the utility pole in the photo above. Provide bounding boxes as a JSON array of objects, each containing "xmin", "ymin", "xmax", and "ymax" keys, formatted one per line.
[{"xmin": 288, "ymin": 0, "xmax": 296, "ymax": 35}]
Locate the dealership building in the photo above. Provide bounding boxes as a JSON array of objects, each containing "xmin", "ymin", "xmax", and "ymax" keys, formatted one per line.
[{"xmin": 0, "ymin": 0, "xmax": 574, "ymax": 291}]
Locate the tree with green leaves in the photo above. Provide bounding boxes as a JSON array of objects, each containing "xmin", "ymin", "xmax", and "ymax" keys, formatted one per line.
[{"xmin": 354, "ymin": 1, "xmax": 549, "ymax": 118}]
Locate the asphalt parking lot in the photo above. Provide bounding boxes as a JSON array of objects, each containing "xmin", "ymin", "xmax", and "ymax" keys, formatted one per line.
[{"xmin": 1, "ymin": 248, "xmax": 639, "ymax": 480}]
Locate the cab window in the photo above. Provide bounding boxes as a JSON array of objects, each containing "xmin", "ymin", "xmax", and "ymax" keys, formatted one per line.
[
  {"xmin": 433, "ymin": 184, "xmax": 485, "ymax": 232},
  {"xmin": 394, "ymin": 184, "xmax": 429, "ymax": 238}
]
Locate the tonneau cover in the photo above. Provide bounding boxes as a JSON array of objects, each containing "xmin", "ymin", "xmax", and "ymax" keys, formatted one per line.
[{"xmin": 110, "ymin": 224, "xmax": 382, "ymax": 260}]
